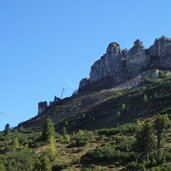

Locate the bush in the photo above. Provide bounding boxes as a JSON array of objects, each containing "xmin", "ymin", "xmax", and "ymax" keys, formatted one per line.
[
  {"xmin": 81, "ymin": 167, "xmax": 103, "ymax": 171},
  {"xmin": 163, "ymin": 150, "xmax": 171, "ymax": 162},
  {"xmin": 97, "ymin": 123, "xmax": 140, "ymax": 136},
  {"xmin": 52, "ymin": 163, "xmax": 68, "ymax": 171},
  {"xmin": 71, "ymin": 130, "xmax": 94, "ymax": 147},
  {"xmin": 126, "ymin": 162, "xmax": 145, "ymax": 171},
  {"xmin": 81, "ymin": 145, "xmax": 136, "ymax": 164},
  {"xmin": 28, "ymin": 141, "xmax": 47, "ymax": 148},
  {"xmin": 159, "ymin": 71, "xmax": 168, "ymax": 78},
  {"xmin": 40, "ymin": 157, "xmax": 52, "ymax": 171},
  {"xmin": 160, "ymin": 163, "xmax": 171, "ymax": 171},
  {"xmin": 1, "ymin": 148, "xmax": 38, "ymax": 171},
  {"xmin": 0, "ymin": 160, "xmax": 6, "ymax": 171}
]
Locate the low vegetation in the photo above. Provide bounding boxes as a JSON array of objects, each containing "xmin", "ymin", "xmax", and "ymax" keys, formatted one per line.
[
  {"xmin": 0, "ymin": 114, "xmax": 170, "ymax": 171},
  {"xmin": 1, "ymin": 75, "xmax": 171, "ymax": 170}
]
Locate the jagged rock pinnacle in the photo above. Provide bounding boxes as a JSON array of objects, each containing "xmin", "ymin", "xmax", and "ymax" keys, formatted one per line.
[
  {"xmin": 134, "ymin": 39, "xmax": 144, "ymax": 48},
  {"xmin": 106, "ymin": 42, "xmax": 121, "ymax": 55}
]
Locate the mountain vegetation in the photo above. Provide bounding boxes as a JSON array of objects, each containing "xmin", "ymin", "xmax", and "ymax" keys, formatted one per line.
[
  {"xmin": 1, "ymin": 75, "xmax": 171, "ymax": 170},
  {"xmin": 2, "ymin": 36, "xmax": 171, "ymax": 170}
]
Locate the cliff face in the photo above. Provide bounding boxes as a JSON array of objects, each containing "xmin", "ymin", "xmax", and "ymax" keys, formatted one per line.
[{"xmin": 79, "ymin": 36, "xmax": 171, "ymax": 92}]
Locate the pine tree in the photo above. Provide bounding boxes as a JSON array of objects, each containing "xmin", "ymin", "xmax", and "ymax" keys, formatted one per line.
[
  {"xmin": 135, "ymin": 122, "xmax": 155, "ymax": 163},
  {"xmin": 62, "ymin": 127, "xmax": 70, "ymax": 143},
  {"xmin": 4, "ymin": 123, "xmax": 10, "ymax": 136},
  {"xmin": 41, "ymin": 118, "xmax": 55, "ymax": 142},
  {"xmin": 9, "ymin": 135, "xmax": 19, "ymax": 152},
  {"xmin": 48, "ymin": 135, "xmax": 56, "ymax": 155},
  {"xmin": 154, "ymin": 114, "xmax": 170, "ymax": 162}
]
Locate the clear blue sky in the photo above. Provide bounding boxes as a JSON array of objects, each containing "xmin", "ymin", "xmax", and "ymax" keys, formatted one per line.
[{"xmin": 0, "ymin": 0, "xmax": 171, "ymax": 130}]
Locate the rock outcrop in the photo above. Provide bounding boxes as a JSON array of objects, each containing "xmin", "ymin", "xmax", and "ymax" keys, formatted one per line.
[
  {"xmin": 78, "ymin": 36, "xmax": 171, "ymax": 92},
  {"xmin": 38, "ymin": 101, "xmax": 47, "ymax": 115},
  {"xmin": 38, "ymin": 96, "xmax": 62, "ymax": 114}
]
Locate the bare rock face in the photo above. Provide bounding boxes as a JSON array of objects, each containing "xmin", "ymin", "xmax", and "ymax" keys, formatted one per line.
[
  {"xmin": 78, "ymin": 36, "xmax": 171, "ymax": 92},
  {"xmin": 49, "ymin": 96, "xmax": 62, "ymax": 106},
  {"xmin": 141, "ymin": 69, "xmax": 159, "ymax": 79},
  {"xmin": 54, "ymin": 96, "xmax": 61, "ymax": 103},
  {"xmin": 149, "ymin": 36, "xmax": 171, "ymax": 68},
  {"xmin": 126, "ymin": 39, "xmax": 149, "ymax": 69},
  {"xmin": 79, "ymin": 78, "xmax": 90, "ymax": 90},
  {"xmin": 149, "ymin": 36, "xmax": 171, "ymax": 56},
  {"xmin": 38, "ymin": 101, "xmax": 47, "ymax": 115},
  {"xmin": 90, "ymin": 42, "xmax": 124, "ymax": 83}
]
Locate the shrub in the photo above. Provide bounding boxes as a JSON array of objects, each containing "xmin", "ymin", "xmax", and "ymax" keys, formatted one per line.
[
  {"xmin": 71, "ymin": 130, "xmax": 94, "ymax": 147},
  {"xmin": 97, "ymin": 123, "xmax": 140, "ymax": 136},
  {"xmin": 1, "ymin": 148, "xmax": 38, "ymax": 171},
  {"xmin": 163, "ymin": 151, "xmax": 171, "ymax": 162},
  {"xmin": 81, "ymin": 145, "xmax": 136, "ymax": 164},
  {"xmin": 0, "ymin": 160, "xmax": 6, "ymax": 171},
  {"xmin": 126, "ymin": 162, "xmax": 145, "ymax": 171},
  {"xmin": 28, "ymin": 141, "xmax": 47, "ymax": 148},
  {"xmin": 159, "ymin": 71, "xmax": 168, "ymax": 78},
  {"xmin": 160, "ymin": 163, "xmax": 171, "ymax": 171},
  {"xmin": 81, "ymin": 167, "xmax": 103, "ymax": 171},
  {"xmin": 40, "ymin": 157, "xmax": 52, "ymax": 171}
]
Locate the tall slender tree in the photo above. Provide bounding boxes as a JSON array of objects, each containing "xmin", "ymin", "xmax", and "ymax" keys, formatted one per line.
[
  {"xmin": 154, "ymin": 114, "xmax": 170, "ymax": 162},
  {"xmin": 48, "ymin": 135, "xmax": 56, "ymax": 155},
  {"xmin": 4, "ymin": 123, "xmax": 10, "ymax": 136},
  {"xmin": 135, "ymin": 122, "xmax": 155, "ymax": 163},
  {"xmin": 41, "ymin": 118, "xmax": 55, "ymax": 142}
]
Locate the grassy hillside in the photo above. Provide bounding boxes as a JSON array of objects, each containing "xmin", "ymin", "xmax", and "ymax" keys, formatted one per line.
[
  {"xmin": 18, "ymin": 70, "xmax": 171, "ymax": 133},
  {"xmin": 0, "ymin": 117, "xmax": 171, "ymax": 171},
  {"xmin": 57, "ymin": 74, "xmax": 171, "ymax": 132},
  {"xmin": 1, "ymin": 71, "xmax": 171, "ymax": 170}
]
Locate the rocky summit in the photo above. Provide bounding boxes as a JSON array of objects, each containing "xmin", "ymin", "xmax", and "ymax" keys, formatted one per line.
[{"xmin": 79, "ymin": 36, "xmax": 171, "ymax": 92}]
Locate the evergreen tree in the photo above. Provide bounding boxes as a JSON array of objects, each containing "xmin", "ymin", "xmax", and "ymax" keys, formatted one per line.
[
  {"xmin": 41, "ymin": 118, "xmax": 55, "ymax": 142},
  {"xmin": 48, "ymin": 135, "xmax": 56, "ymax": 155},
  {"xmin": 11, "ymin": 136, "xmax": 19, "ymax": 151},
  {"xmin": 135, "ymin": 122, "xmax": 155, "ymax": 163},
  {"xmin": 62, "ymin": 127, "xmax": 70, "ymax": 143},
  {"xmin": 4, "ymin": 123, "xmax": 10, "ymax": 136},
  {"xmin": 154, "ymin": 114, "xmax": 170, "ymax": 162}
]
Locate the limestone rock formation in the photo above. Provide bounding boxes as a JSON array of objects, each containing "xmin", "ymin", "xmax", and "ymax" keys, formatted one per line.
[{"xmin": 78, "ymin": 36, "xmax": 171, "ymax": 92}]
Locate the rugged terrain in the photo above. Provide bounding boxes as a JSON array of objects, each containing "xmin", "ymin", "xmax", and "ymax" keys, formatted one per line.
[
  {"xmin": 1, "ymin": 36, "xmax": 171, "ymax": 171},
  {"xmin": 18, "ymin": 36, "xmax": 171, "ymax": 132}
]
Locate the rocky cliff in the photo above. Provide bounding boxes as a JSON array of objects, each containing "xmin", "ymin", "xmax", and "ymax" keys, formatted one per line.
[
  {"xmin": 79, "ymin": 36, "xmax": 171, "ymax": 92},
  {"xmin": 17, "ymin": 35, "xmax": 171, "ymax": 131}
]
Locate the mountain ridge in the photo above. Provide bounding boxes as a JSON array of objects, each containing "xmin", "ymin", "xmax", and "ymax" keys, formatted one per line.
[
  {"xmin": 79, "ymin": 36, "xmax": 171, "ymax": 92},
  {"xmin": 17, "ymin": 36, "xmax": 171, "ymax": 132}
]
